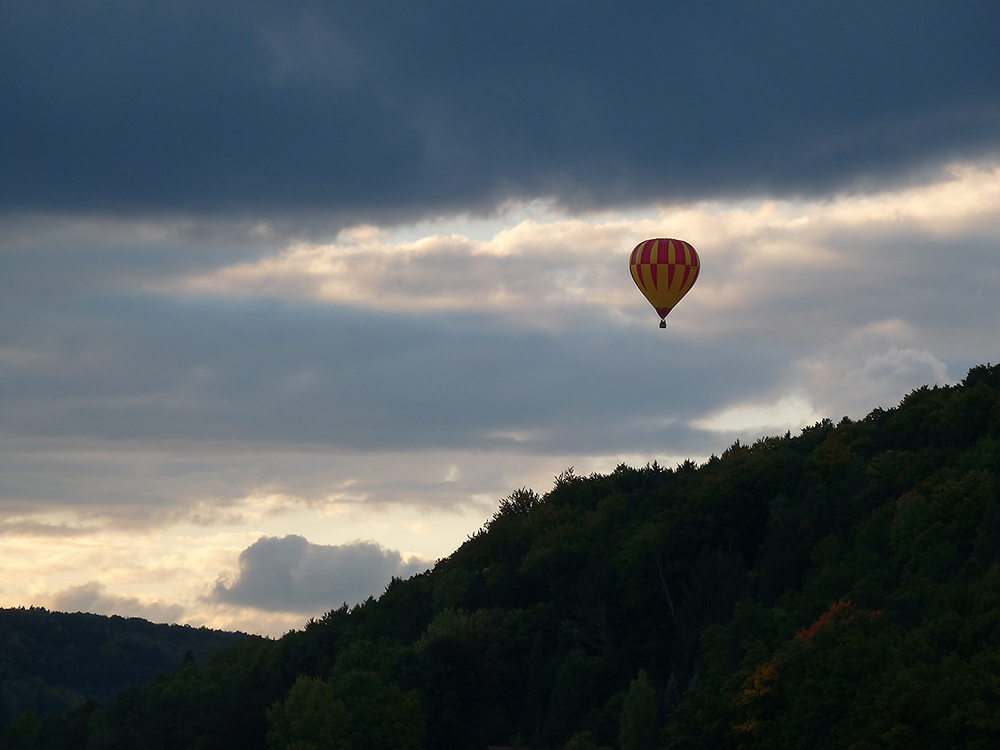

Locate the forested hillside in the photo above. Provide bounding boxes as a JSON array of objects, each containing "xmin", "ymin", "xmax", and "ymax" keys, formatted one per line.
[
  {"xmin": 0, "ymin": 609, "xmax": 250, "ymax": 739},
  {"xmin": 6, "ymin": 363, "xmax": 1000, "ymax": 750}
]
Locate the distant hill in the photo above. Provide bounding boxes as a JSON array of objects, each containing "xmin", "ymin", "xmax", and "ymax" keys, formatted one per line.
[
  {"xmin": 7, "ymin": 362, "xmax": 1000, "ymax": 750},
  {"xmin": 0, "ymin": 607, "xmax": 252, "ymax": 732}
]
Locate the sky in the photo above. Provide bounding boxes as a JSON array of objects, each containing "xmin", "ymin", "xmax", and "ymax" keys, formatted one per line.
[{"xmin": 1, "ymin": 1, "xmax": 999, "ymax": 637}]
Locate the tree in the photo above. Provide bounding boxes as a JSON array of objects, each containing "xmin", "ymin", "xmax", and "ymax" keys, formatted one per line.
[
  {"xmin": 266, "ymin": 676, "xmax": 352, "ymax": 750},
  {"xmin": 619, "ymin": 671, "xmax": 658, "ymax": 750},
  {"xmin": 3, "ymin": 709, "xmax": 41, "ymax": 750},
  {"xmin": 330, "ymin": 670, "xmax": 425, "ymax": 750}
]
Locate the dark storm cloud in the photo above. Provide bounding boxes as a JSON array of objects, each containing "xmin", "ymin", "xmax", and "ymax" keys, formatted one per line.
[
  {"xmin": 210, "ymin": 535, "xmax": 429, "ymax": 613},
  {"xmin": 2, "ymin": 1, "xmax": 998, "ymax": 218}
]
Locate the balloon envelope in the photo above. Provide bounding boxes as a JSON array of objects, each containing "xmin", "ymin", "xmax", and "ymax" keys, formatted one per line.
[{"xmin": 629, "ymin": 238, "xmax": 700, "ymax": 322}]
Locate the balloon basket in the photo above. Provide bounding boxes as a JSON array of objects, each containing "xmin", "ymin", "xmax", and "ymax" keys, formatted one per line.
[{"xmin": 659, "ymin": 320, "xmax": 667, "ymax": 329}]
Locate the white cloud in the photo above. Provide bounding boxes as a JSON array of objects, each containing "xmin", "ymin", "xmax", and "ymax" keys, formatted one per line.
[
  {"xmin": 691, "ymin": 395, "xmax": 821, "ymax": 434},
  {"xmin": 173, "ymin": 220, "xmax": 639, "ymax": 330}
]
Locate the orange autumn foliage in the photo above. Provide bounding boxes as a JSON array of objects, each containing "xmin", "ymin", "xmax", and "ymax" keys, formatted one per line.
[{"xmin": 796, "ymin": 598, "xmax": 882, "ymax": 643}]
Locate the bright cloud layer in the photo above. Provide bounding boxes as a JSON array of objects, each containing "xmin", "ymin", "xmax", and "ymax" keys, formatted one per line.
[{"xmin": 177, "ymin": 163, "xmax": 1000, "ymax": 336}]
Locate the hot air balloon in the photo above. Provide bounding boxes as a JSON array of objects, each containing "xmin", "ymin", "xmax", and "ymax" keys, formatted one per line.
[{"xmin": 629, "ymin": 238, "xmax": 700, "ymax": 328}]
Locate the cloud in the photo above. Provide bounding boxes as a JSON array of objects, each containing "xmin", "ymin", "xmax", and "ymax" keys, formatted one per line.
[
  {"xmin": 0, "ymin": 162, "xmax": 996, "ymax": 608},
  {"xmin": 1, "ymin": 164, "xmax": 997, "ymax": 465},
  {"xmin": 210, "ymin": 535, "xmax": 431, "ymax": 613},
  {"xmin": 172, "ymin": 163, "xmax": 1000, "ymax": 328},
  {"xmin": 51, "ymin": 581, "xmax": 185, "ymax": 624},
  {"xmin": 0, "ymin": 518, "xmax": 96, "ymax": 537},
  {"xmin": 1, "ymin": 160, "xmax": 997, "ymax": 634},
  {"xmin": 174, "ymin": 219, "xmax": 638, "ymax": 327},
  {"xmin": 805, "ymin": 347, "xmax": 952, "ymax": 420},
  {"xmin": 691, "ymin": 395, "xmax": 821, "ymax": 435},
  {"xmin": 1, "ymin": 2, "xmax": 998, "ymax": 218}
]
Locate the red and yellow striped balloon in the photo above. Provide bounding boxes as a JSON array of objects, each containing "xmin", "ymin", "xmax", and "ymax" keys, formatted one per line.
[{"xmin": 629, "ymin": 238, "xmax": 700, "ymax": 326}]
